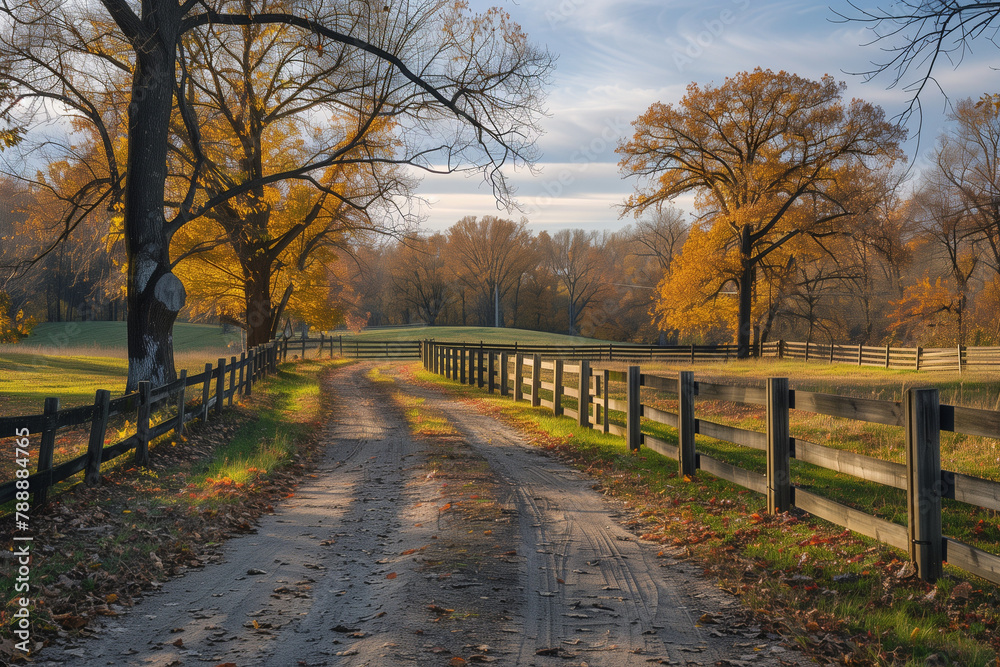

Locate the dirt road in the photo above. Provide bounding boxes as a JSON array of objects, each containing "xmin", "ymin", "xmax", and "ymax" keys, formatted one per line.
[{"xmin": 37, "ymin": 362, "xmax": 799, "ymax": 666}]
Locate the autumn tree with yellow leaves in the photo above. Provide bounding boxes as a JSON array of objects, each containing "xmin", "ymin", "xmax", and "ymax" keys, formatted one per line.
[
  {"xmin": 1, "ymin": 0, "xmax": 552, "ymax": 389},
  {"xmin": 167, "ymin": 17, "xmax": 414, "ymax": 347},
  {"xmin": 618, "ymin": 68, "xmax": 906, "ymax": 356}
]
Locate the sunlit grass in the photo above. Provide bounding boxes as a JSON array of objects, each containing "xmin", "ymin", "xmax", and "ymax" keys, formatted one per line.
[
  {"xmin": 332, "ymin": 325, "xmax": 614, "ymax": 346},
  {"xmin": 184, "ymin": 358, "xmax": 342, "ymax": 503}
]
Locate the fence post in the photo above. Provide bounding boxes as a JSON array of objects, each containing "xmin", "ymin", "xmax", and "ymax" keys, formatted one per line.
[
  {"xmin": 85, "ymin": 389, "xmax": 112, "ymax": 486},
  {"xmin": 678, "ymin": 371, "xmax": 696, "ymax": 477},
  {"xmin": 320, "ymin": 333, "xmax": 325, "ymax": 359},
  {"xmin": 500, "ymin": 352, "xmax": 510, "ymax": 396},
  {"xmin": 906, "ymin": 387, "xmax": 943, "ymax": 582},
  {"xmin": 690, "ymin": 344, "xmax": 695, "ymax": 364},
  {"xmin": 468, "ymin": 347, "xmax": 476, "ymax": 386},
  {"xmin": 957, "ymin": 345, "xmax": 963, "ymax": 375},
  {"xmin": 578, "ymin": 360, "xmax": 590, "ymax": 427},
  {"xmin": 514, "ymin": 353, "xmax": 524, "ymax": 401},
  {"xmin": 804, "ymin": 341, "xmax": 810, "ymax": 362},
  {"xmin": 477, "ymin": 350, "xmax": 485, "ymax": 388},
  {"xmin": 858, "ymin": 344, "xmax": 863, "ymax": 366},
  {"xmin": 915, "ymin": 346, "xmax": 922, "ymax": 371},
  {"xmin": 553, "ymin": 359, "xmax": 564, "ymax": 415},
  {"xmin": 134, "ymin": 382, "xmax": 151, "ymax": 467},
  {"xmin": 246, "ymin": 351, "xmax": 254, "ymax": 397},
  {"xmin": 777, "ymin": 339, "xmax": 784, "ymax": 359},
  {"xmin": 228, "ymin": 356, "xmax": 237, "ymax": 405},
  {"xmin": 602, "ymin": 369, "xmax": 610, "ymax": 434},
  {"xmin": 215, "ymin": 358, "xmax": 226, "ymax": 416},
  {"xmin": 884, "ymin": 345, "xmax": 890, "ymax": 369},
  {"xmin": 593, "ymin": 372, "xmax": 602, "ymax": 428},
  {"xmin": 339, "ymin": 335, "xmax": 343, "ymax": 357},
  {"xmin": 238, "ymin": 352, "xmax": 247, "ymax": 396},
  {"xmin": 34, "ymin": 397, "xmax": 59, "ymax": 507},
  {"xmin": 626, "ymin": 365, "xmax": 641, "ymax": 451},
  {"xmin": 459, "ymin": 349, "xmax": 467, "ymax": 384},
  {"xmin": 176, "ymin": 370, "xmax": 189, "ymax": 435},
  {"xmin": 488, "ymin": 352, "xmax": 497, "ymax": 394},
  {"xmin": 201, "ymin": 362, "xmax": 213, "ymax": 422},
  {"xmin": 766, "ymin": 378, "xmax": 791, "ymax": 513},
  {"xmin": 531, "ymin": 354, "xmax": 541, "ymax": 407}
]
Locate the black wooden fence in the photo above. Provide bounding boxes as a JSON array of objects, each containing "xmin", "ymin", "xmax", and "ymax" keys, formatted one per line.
[
  {"xmin": 423, "ymin": 341, "xmax": 1000, "ymax": 586},
  {"xmin": 0, "ymin": 339, "xmax": 293, "ymax": 509}
]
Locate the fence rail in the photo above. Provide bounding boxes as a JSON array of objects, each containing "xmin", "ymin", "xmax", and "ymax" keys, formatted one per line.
[
  {"xmin": 761, "ymin": 340, "xmax": 1000, "ymax": 371},
  {"xmin": 422, "ymin": 341, "xmax": 1000, "ymax": 586}
]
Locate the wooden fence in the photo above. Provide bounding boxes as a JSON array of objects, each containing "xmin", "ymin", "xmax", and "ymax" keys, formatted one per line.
[
  {"xmin": 422, "ymin": 341, "xmax": 1000, "ymax": 586},
  {"xmin": 291, "ymin": 335, "xmax": 1000, "ymax": 371},
  {"xmin": 762, "ymin": 340, "xmax": 1000, "ymax": 372},
  {"xmin": 0, "ymin": 338, "xmax": 296, "ymax": 510},
  {"xmin": 417, "ymin": 340, "xmax": 740, "ymax": 362}
]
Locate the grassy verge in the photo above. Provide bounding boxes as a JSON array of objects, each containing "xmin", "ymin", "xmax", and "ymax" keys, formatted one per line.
[
  {"xmin": 416, "ymin": 364, "xmax": 1000, "ymax": 666},
  {"xmin": 0, "ymin": 357, "xmax": 347, "ymax": 663}
]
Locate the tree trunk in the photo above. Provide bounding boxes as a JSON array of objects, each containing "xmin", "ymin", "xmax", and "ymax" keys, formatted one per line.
[
  {"xmin": 737, "ymin": 224, "xmax": 753, "ymax": 359},
  {"xmin": 124, "ymin": 5, "xmax": 185, "ymax": 392},
  {"xmin": 244, "ymin": 258, "xmax": 276, "ymax": 348}
]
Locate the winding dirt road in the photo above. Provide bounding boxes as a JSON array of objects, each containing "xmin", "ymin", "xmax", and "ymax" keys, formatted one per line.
[{"xmin": 37, "ymin": 362, "xmax": 800, "ymax": 666}]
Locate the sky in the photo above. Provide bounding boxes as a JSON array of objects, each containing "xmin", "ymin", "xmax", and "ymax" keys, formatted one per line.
[{"xmin": 413, "ymin": 0, "xmax": 999, "ymax": 234}]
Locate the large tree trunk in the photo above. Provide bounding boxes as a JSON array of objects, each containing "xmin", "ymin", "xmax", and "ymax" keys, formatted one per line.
[
  {"xmin": 736, "ymin": 225, "xmax": 754, "ymax": 359},
  {"xmin": 124, "ymin": 5, "xmax": 184, "ymax": 392},
  {"xmin": 244, "ymin": 257, "xmax": 277, "ymax": 348}
]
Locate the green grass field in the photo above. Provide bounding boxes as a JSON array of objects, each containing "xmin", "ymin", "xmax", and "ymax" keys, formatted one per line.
[
  {"xmin": 332, "ymin": 325, "xmax": 615, "ymax": 346},
  {"xmin": 19, "ymin": 321, "xmax": 241, "ymax": 352},
  {"xmin": 1, "ymin": 322, "xmax": 242, "ymax": 415}
]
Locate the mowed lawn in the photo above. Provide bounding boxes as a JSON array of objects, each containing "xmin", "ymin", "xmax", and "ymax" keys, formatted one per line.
[
  {"xmin": 1, "ymin": 322, "xmax": 242, "ymax": 416},
  {"xmin": 332, "ymin": 325, "xmax": 618, "ymax": 346},
  {"xmin": 21, "ymin": 320, "xmax": 241, "ymax": 352}
]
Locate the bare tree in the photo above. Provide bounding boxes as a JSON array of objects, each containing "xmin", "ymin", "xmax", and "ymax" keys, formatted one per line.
[
  {"xmin": 390, "ymin": 234, "xmax": 451, "ymax": 326},
  {"xmin": 840, "ymin": 1, "xmax": 1000, "ymax": 128},
  {"xmin": 540, "ymin": 229, "xmax": 610, "ymax": 336},
  {"xmin": 447, "ymin": 215, "xmax": 536, "ymax": 327},
  {"xmin": 1, "ymin": 0, "xmax": 552, "ymax": 388},
  {"xmin": 631, "ymin": 207, "xmax": 688, "ymax": 274}
]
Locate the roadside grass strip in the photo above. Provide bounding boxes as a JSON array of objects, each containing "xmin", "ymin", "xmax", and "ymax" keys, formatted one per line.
[{"xmin": 414, "ymin": 363, "xmax": 1000, "ymax": 667}]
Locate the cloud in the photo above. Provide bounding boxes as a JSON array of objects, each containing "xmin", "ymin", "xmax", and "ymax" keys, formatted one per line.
[{"xmin": 423, "ymin": 0, "xmax": 993, "ymax": 232}]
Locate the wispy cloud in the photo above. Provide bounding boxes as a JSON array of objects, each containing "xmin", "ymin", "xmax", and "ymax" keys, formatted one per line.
[{"xmin": 426, "ymin": 0, "xmax": 994, "ymax": 232}]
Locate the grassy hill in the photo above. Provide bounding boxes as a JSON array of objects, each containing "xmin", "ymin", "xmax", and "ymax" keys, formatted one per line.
[
  {"xmin": 19, "ymin": 321, "xmax": 241, "ymax": 354},
  {"xmin": 333, "ymin": 325, "xmax": 617, "ymax": 346}
]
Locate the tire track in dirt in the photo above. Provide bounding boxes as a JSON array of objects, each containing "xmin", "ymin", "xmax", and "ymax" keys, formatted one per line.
[{"xmin": 397, "ymin": 368, "xmax": 801, "ymax": 666}]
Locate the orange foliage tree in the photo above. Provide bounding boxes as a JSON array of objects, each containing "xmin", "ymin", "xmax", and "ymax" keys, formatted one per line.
[{"xmin": 618, "ymin": 68, "xmax": 905, "ymax": 356}]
